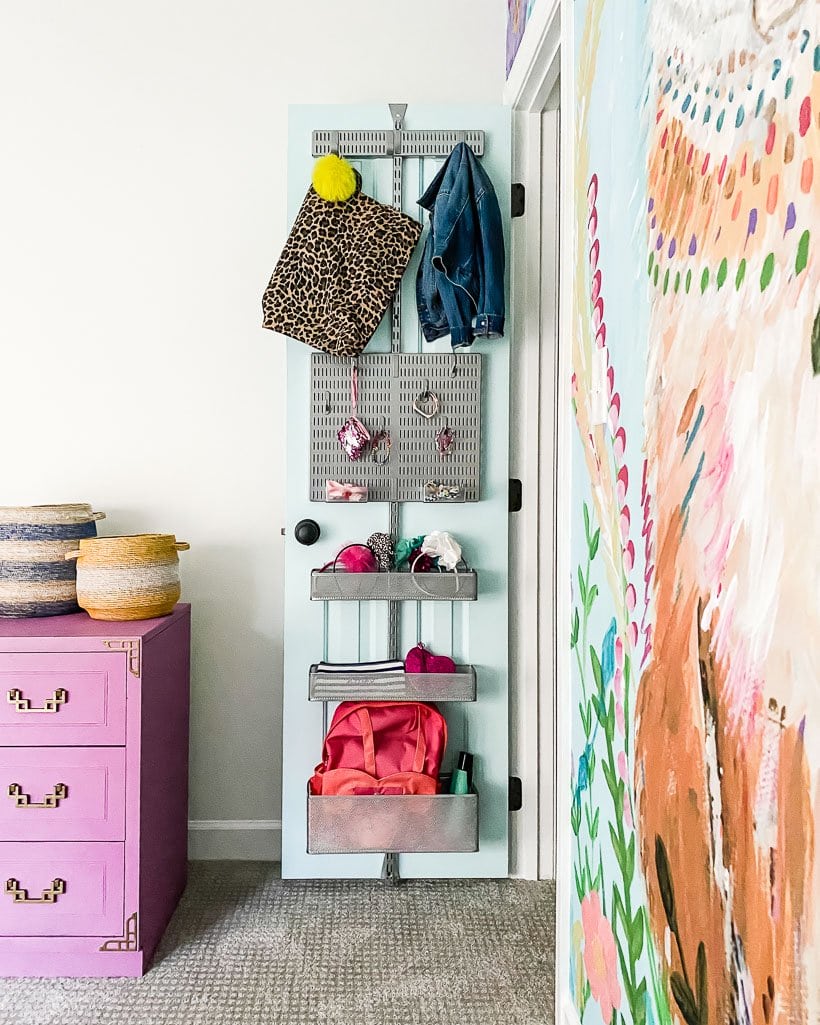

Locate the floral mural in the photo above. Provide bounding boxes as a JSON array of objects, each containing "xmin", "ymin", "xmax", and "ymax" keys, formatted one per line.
[{"xmin": 570, "ymin": 2, "xmax": 819, "ymax": 1025}]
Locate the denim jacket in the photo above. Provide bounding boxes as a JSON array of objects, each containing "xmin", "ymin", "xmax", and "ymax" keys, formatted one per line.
[{"xmin": 416, "ymin": 142, "xmax": 505, "ymax": 349}]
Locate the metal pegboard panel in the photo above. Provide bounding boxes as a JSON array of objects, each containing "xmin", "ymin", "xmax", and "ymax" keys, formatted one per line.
[
  {"xmin": 311, "ymin": 355, "xmax": 394, "ymax": 501},
  {"xmin": 312, "ymin": 129, "xmax": 484, "ymax": 158},
  {"xmin": 395, "ymin": 353, "xmax": 481, "ymax": 503},
  {"xmin": 310, "ymin": 353, "xmax": 481, "ymax": 503}
]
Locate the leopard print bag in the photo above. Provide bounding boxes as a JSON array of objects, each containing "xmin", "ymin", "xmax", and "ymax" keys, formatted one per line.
[{"xmin": 262, "ymin": 181, "xmax": 422, "ymax": 359}]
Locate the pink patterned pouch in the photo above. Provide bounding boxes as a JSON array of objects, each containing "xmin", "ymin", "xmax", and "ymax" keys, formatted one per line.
[{"xmin": 337, "ymin": 417, "xmax": 370, "ymax": 460}]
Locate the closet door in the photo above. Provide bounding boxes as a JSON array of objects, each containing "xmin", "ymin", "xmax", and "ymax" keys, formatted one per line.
[{"xmin": 281, "ymin": 104, "xmax": 511, "ymax": 879}]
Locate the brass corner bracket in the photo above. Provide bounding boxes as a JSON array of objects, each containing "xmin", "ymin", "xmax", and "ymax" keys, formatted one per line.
[
  {"xmin": 103, "ymin": 639, "xmax": 141, "ymax": 678},
  {"xmin": 99, "ymin": 911, "xmax": 139, "ymax": 952}
]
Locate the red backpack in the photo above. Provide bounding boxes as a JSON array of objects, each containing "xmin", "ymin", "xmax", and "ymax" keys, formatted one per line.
[{"xmin": 310, "ymin": 701, "xmax": 447, "ymax": 796}]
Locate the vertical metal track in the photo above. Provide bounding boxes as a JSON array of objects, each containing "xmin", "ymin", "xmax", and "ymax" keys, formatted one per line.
[
  {"xmin": 387, "ymin": 104, "xmax": 405, "ymax": 663},
  {"xmin": 384, "ymin": 104, "xmax": 407, "ymax": 886}
]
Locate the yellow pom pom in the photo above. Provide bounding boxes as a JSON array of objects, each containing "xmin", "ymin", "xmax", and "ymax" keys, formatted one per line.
[{"xmin": 312, "ymin": 153, "xmax": 357, "ymax": 202}]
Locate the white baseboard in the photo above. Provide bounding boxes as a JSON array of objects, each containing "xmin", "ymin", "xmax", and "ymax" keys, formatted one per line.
[{"xmin": 188, "ymin": 819, "xmax": 282, "ymax": 861}]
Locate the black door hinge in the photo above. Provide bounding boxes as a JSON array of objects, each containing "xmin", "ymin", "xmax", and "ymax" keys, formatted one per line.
[
  {"xmin": 509, "ymin": 776, "xmax": 523, "ymax": 812},
  {"xmin": 509, "ymin": 478, "xmax": 522, "ymax": 513},
  {"xmin": 511, "ymin": 183, "xmax": 525, "ymax": 218}
]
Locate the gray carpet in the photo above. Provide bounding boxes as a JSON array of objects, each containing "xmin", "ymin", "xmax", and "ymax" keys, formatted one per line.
[{"xmin": 0, "ymin": 862, "xmax": 555, "ymax": 1025}]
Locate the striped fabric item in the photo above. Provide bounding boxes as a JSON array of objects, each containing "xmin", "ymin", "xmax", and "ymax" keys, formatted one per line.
[
  {"xmin": 314, "ymin": 660, "xmax": 405, "ymax": 674},
  {"xmin": 0, "ymin": 505, "xmax": 104, "ymax": 618}
]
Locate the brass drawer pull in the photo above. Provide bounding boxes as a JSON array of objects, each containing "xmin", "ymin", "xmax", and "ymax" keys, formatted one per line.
[
  {"xmin": 5, "ymin": 878, "xmax": 66, "ymax": 904},
  {"xmin": 6, "ymin": 688, "xmax": 68, "ymax": 713},
  {"xmin": 7, "ymin": 783, "xmax": 68, "ymax": 809}
]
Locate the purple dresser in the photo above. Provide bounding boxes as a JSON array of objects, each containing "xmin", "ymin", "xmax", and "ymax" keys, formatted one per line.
[{"xmin": 0, "ymin": 604, "xmax": 191, "ymax": 977}]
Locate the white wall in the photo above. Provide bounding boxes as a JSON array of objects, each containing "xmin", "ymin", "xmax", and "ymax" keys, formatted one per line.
[{"xmin": 0, "ymin": 1, "xmax": 504, "ymax": 857}]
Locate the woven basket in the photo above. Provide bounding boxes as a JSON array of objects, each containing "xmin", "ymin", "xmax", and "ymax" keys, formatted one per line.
[
  {"xmin": 0, "ymin": 504, "xmax": 105, "ymax": 618},
  {"xmin": 66, "ymin": 534, "xmax": 189, "ymax": 622}
]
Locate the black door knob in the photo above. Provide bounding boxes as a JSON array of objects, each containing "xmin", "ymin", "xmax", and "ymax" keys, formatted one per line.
[{"xmin": 294, "ymin": 519, "xmax": 321, "ymax": 546}]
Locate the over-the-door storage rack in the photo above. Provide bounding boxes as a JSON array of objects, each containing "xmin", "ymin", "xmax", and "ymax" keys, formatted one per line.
[{"xmin": 305, "ymin": 105, "xmax": 488, "ymax": 880}]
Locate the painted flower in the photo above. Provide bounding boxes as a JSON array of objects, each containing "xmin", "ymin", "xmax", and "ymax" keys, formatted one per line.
[
  {"xmin": 601, "ymin": 619, "xmax": 617, "ymax": 684},
  {"xmin": 571, "ymin": 918, "xmax": 587, "ymax": 1010},
  {"xmin": 623, "ymin": 791, "xmax": 633, "ymax": 829},
  {"xmin": 577, "ymin": 745, "xmax": 591, "ymax": 794},
  {"xmin": 581, "ymin": 891, "xmax": 622, "ymax": 1023}
]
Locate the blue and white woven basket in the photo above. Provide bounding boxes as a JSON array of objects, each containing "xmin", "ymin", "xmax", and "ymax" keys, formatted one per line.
[{"xmin": 0, "ymin": 505, "xmax": 106, "ymax": 618}]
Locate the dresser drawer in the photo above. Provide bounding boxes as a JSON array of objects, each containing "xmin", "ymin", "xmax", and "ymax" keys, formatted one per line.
[
  {"xmin": 0, "ymin": 748, "xmax": 125, "ymax": 841},
  {"xmin": 0, "ymin": 841, "xmax": 124, "ymax": 937},
  {"xmin": 0, "ymin": 653, "xmax": 126, "ymax": 745}
]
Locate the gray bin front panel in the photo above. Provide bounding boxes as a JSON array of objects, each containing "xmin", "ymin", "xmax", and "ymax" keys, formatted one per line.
[
  {"xmin": 307, "ymin": 791, "xmax": 479, "ymax": 854},
  {"xmin": 310, "ymin": 569, "xmax": 478, "ymax": 602},
  {"xmin": 308, "ymin": 666, "xmax": 477, "ymax": 702}
]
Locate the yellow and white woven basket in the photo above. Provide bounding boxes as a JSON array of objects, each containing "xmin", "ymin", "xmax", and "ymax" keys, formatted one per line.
[{"xmin": 66, "ymin": 534, "xmax": 189, "ymax": 621}]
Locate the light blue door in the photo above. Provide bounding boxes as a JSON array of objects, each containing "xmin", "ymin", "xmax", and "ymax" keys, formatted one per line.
[{"xmin": 281, "ymin": 103, "xmax": 511, "ymax": 879}]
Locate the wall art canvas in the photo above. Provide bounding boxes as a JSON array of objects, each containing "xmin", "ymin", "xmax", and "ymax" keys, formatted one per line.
[
  {"xmin": 570, "ymin": 2, "xmax": 819, "ymax": 1025},
  {"xmin": 507, "ymin": 0, "xmax": 539, "ymax": 76}
]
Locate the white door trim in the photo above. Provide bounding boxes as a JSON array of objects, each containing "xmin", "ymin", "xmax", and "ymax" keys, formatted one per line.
[
  {"xmin": 506, "ymin": 6, "xmax": 572, "ymax": 1025},
  {"xmin": 507, "ymin": 0, "xmax": 563, "ymax": 883},
  {"xmin": 538, "ymin": 106, "xmax": 561, "ymax": 883},
  {"xmin": 556, "ymin": 7, "xmax": 575, "ymax": 1025},
  {"xmin": 508, "ymin": 103, "xmax": 544, "ymax": 881}
]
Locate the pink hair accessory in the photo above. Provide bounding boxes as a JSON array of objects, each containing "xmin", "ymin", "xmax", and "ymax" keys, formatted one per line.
[
  {"xmin": 435, "ymin": 421, "xmax": 456, "ymax": 458},
  {"xmin": 320, "ymin": 543, "xmax": 378, "ymax": 574},
  {"xmin": 326, "ymin": 480, "xmax": 368, "ymax": 503}
]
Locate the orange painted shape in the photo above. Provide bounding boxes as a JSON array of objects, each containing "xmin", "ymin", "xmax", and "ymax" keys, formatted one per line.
[
  {"xmin": 767, "ymin": 175, "xmax": 779, "ymax": 215},
  {"xmin": 801, "ymin": 158, "xmax": 813, "ymax": 194},
  {"xmin": 765, "ymin": 121, "xmax": 776, "ymax": 156},
  {"xmin": 732, "ymin": 191, "xmax": 743, "ymax": 221}
]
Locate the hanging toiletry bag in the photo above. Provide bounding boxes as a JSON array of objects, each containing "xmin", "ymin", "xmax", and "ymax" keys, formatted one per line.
[
  {"xmin": 310, "ymin": 701, "xmax": 447, "ymax": 796},
  {"xmin": 261, "ymin": 180, "xmax": 422, "ymax": 359}
]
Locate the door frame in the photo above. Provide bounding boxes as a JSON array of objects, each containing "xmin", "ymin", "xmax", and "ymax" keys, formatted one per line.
[{"xmin": 506, "ymin": 3, "xmax": 575, "ymax": 1024}]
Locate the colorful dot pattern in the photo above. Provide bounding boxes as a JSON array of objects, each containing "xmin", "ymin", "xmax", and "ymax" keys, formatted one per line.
[{"xmin": 648, "ymin": 27, "xmax": 818, "ymax": 297}]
